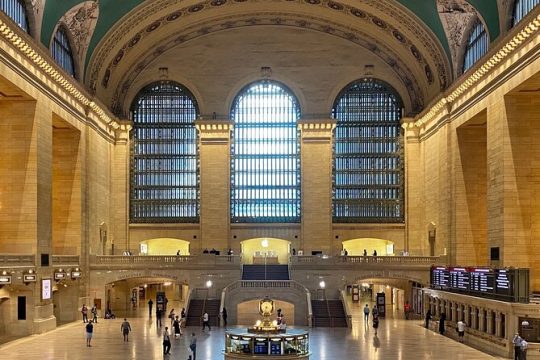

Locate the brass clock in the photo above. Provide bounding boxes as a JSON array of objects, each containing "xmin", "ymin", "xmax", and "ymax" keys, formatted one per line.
[{"xmin": 259, "ymin": 298, "xmax": 274, "ymax": 316}]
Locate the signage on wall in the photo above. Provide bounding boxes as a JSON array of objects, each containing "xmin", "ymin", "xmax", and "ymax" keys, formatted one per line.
[
  {"xmin": 430, "ymin": 265, "xmax": 529, "ymax": 303},
  {"xmin": 23, "ymin": 274, "xmax": 37, "ymax": 283},
  {"xmin": 42, "ymin": 278, "xmax": 51, "ymax": 300}
]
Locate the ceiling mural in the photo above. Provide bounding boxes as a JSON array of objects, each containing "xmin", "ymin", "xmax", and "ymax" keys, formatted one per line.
[
  {"xmin": 57, "ymin": 1, "xmax": 99, "ymax": 70},
  {"xmin": 436, "ymin": 0, "xmax": 481, "ymax": 76},
  {"xmin": 35, "ymin": 0, "xmax": 502, "ymax": 115}
]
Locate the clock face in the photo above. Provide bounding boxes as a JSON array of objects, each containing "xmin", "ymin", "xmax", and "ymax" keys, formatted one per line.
[{"xmin": 259, "ymin": 299, "xmax": 273, "ymax": 315}]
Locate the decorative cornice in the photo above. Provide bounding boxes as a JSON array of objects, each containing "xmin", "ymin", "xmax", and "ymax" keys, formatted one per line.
[
  {"xmin": 195, "ymin": 119, "xmax": 234, "ymax": 132},
  {"xmin": 411, "ymin": 13, "xmax": 540, "ymax": 129},
  {"xmin": 0, "ymin": 14, "xmax": 120, "ymax": 131}
]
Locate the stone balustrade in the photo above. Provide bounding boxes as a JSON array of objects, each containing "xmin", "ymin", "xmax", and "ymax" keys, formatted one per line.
[
  {"xmin": 0, "ymin": 254, "xmax": 35, "ymax": 268},
  {"xmin": 89, "ymin": 254, "xmax": 242, "ymax": 269},
  {"xmin": 51, "ymin": 255, "xmax": 80, "ymax": 267},
  {"xmin": 291, "ymin": 255, "xmax": 442, "ymax": 267}
]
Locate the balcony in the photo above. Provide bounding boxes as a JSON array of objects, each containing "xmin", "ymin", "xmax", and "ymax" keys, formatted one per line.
[
  {"xmin": 290, "ymin": 255, "xmax": 443, "ymax": 270},
  {"xmin": 89, "ymin": 254, "xmax": 242, "ymax": 270}
]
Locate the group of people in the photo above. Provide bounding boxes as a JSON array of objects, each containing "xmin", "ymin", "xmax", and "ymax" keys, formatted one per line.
[
  {"xmin": 425, "ymin": 310, "xmax": 467, "ymax": 343},
  {"xmin": 513, "ymin": 333, "xmax": 529, "ymax": 360},
  {"xmin": 81, "ymin": 304, "xmax": 99, "ymax": 324},
  {"xmin": 363, "ymin": 304, "xmax": 380, "ymax": 334}
]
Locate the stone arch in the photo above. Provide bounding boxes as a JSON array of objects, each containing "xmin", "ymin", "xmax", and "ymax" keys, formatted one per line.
[
  {"xmin": 241, "ymin": 238, "xmax": 291, "ymax": 264},
  {"xmin": 139, "ymin": 238, "xmax": 190, "ymax": 255},
  {"xmin": 342, "ymin": 238, "xmax": 395, "ymax": 256}
]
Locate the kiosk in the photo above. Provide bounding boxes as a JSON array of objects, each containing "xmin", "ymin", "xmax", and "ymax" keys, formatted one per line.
[{"xmin": 224, "ymin": 297, "xmax": 310, "ymax": 359}]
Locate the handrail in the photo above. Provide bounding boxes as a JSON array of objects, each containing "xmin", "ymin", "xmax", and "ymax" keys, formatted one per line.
[
  {"xmin": 339, "ymin": 289, "xmax": 353, "ymax": 328},
  {"xmin": 52, "ymin": 255, "xmax": 80, "ymax": 266},
  {"xmin": 90, "ymin": 254, "xmax": 241, "ymax": 266},
  {"xmin": 291, "ymin": 255, "xmax": 442, "ymax": 265}
]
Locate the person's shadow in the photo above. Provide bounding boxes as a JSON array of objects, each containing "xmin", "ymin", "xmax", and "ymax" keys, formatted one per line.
[{"xmin": 373, "ymin": 334, "xmax": 380, "ymax": 351}]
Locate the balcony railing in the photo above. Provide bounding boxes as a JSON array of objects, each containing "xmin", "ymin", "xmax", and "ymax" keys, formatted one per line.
[
  {"xmin": 0, "ymin": 254, "xmax": 35, "ymax": 268},
  {"xmin": 291, "ymin": 255, "xmax": 442, "ymax": 266},
  {"xmin": 51, "ymin": 255, "xmax": 80, "ymax": 267},
  {"xmin": 90, "ymin": 254, "xmax": 242, "ymax": 269}
]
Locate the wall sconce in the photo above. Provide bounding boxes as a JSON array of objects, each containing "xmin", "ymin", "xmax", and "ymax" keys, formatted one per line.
[
  {"xmin": 71, "ymin": 268, "xmax": 81, "ymax": 280},
  {"xmin": 0, "ymin": 270, "xmax": 12, "ymax": 286},
  {"xmin": 23, "ymin": 269, "xmax": 37, "ymax": 284},
  {"xmin": 205, "ymin": 280, "xmax": 213, "ymax": 288},
  {"xmin": 319, "ymin": 280, "xmax": 326, "ymax": 289},
  {"xmin": 54, "ymin": 268, "xmax": 67, "ymax": 281}
]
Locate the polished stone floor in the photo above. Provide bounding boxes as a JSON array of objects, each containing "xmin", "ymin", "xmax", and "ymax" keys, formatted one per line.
[{"xmin": 0, "ymin": 311, "xmax": 506, "ymax": 360}]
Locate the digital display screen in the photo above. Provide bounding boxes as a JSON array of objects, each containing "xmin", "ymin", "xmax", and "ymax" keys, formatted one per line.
[
  {"xmin": 42, "ymin": 279, "xmax": 51, "ymax": 300},
  {"xmin": 254, "ymin": 340, "xmax": 268, "ymax": 354},
  {"xmin": 430, "ymin": 266, "xmax": 526, "ymax": 302},
  {"xmin": 270, "ymin": 342, "xmax": 281, "ymax": 355}
]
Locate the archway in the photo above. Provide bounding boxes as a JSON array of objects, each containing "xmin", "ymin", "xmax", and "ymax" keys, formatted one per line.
[
  {"xmin": 342, "ymin": 238, "xmax": 395, "ymax": 256},
  {"xmin": 241, "ymin": 238, "xmax": 291, "ymax": 264},
  {"xmin": 139, "ymin": 238, "xmax": 190, "ymax": 255},
  {"xmin": 236, "ymin": 299, "xmax": 294, "ymax": 326},
  {"xmin": 105, "ymin": 276, "xmax": 187, "ymax": 317}
]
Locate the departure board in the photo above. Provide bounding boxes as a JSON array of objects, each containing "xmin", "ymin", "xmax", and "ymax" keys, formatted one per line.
[{"xmin": 430, "ymin": 266, "xmax": 529, "ymax": 303}]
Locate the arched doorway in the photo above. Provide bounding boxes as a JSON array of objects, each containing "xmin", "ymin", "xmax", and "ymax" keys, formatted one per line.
[
  {"xmin": 236, "ymin": 299, "xmax": 294, "ymax": 326},
  {"xmin": 105, "ymin": 276, "xmax": 187, "ymax": 317},
  {"xmin": 241, "ymin": 238, "xmax": 291, "ymax": 264},
  {"xmin": 139, "ymin": 238, "xmax": 190, "ymax": 255},
  {"xmin": 341, "ymin": 238, "xmax": 395, "ymax": 256}
]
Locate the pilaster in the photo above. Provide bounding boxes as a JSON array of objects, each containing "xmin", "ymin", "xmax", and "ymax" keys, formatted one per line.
[{"xmin": 298, "ymin": 118, "xmax": 335, "ymax": 254}]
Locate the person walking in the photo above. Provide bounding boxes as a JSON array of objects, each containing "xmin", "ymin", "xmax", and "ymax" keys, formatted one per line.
[
  {"xmin": 404, "ymin": 301, "xmax": 411, "ymax": 320},
  {"xmin": 513, "ymin": 333, "xmax": 523, "ymax": 360},
  {"xmin": 438, "ymin": 312, "xmax": 446, "ymax": 335},
  {"xmin": 85, "ymin": 320, "xmax": 94, "ymax": 347},
  {"xmin": 162, "ymin": 326, "xmax": 171, "ymax": 355},
  {"xmin": 156, "ymin": 307, "xmax": 162, "ymax": 327},
  {"xmin": 168, "ymin": 308, "xmax": 175, "ymax": 328},
  {"xmin": 148, "ymin": 299, "xmax": 153, "ymax": 317},
  {"xmin": 372, "ymin": 304, "xmax": 379, "ymax": 319},
  {"xmin": 521, "ymin": 338, "xmax": 528, "ymax": 360},
  {"xmin": 425, "ymin": 309, "xmax": 432, "ymax": 329},
  {"xmin": 457, "ymin": 320, "xmax": 466, "ymax": 343},
  {"xmin": 202, "ymin": 312, "xmax": 211, "ymax": 332},
  {"xmin": 363, "ymin": 304, "xmax": 370, "ymax": 322},
  {"xmin": 81, "ymin": 304, "xmax": 88, "ymax": 323},
  {"xmin": 181, "ymin": 307, "xmax": 186, "ymax": 328},
  {"xmin": 189, "ymin": 332, "xmax": 197, "ymax": 360},
  {"xmin": 121, "ymin": 318, "xmax": 132, "ymax": 342},
  {"xmin": 222, "ymin": 307, "xmax": 228, "ymax": 327},
  {"xmin": 91, "ymin": 304, "xmax": 98, "ymax": 323},
  {"xmin": 372, "ymin": 314, "xmax": 379, "ymax": 335},
  {"xmin": 173, "ymin": 315, "xmax": 182, "ymax": 338}
]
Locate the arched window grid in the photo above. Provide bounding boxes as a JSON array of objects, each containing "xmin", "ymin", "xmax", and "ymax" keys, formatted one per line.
[
  {"xmin": 51, "ymin": 26, "xmax": 76, "ymax": 78},
  {"xmin": 0, "ymin": 0, "xmax": 29, "ymax": 33},
  {"xmin": 332, "ymin": 79, "xmax": 404, "ymax": 223},
  {"xmin": 230, "ymin": 80, "xmax": 301, "ymax": 223},
  {"xmin": 512, "ymin": 0, "xmax": 540, "ymax": 26},
  {"xmin": 130, "ymin": 81, "xmax": 200, "ymax": 223},
  {"xmin": 463, "ymin": 20, "xmax": 489, "ymax": 73}
]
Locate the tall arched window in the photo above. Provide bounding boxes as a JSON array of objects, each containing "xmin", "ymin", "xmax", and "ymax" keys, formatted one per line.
[
  {"xmin": 51, "ymin": 26, "xmax": 75, "ymax": 77},
  {"xmin": 332, "ymin": 79, "xmax": 403, "ymax": 223},
  {"xmin": 512, "ymin": 0, "xmax": 539, "ymax": 26},
  {"xmin": 463, "ymin": 19, "xmax": 489, "ymax": 72},
  {"xmin": 130, "ymin": 81, "xmax": 199, "ymax": 223},
  {"xmin": 0, "ymin": 0, "xmax": 29, "ymax": 33},
  {"xmin": 231, "ymin": 80, "xmax": 301, "ymax": 223}
]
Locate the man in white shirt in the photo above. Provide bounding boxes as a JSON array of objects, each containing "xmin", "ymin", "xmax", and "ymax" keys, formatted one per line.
[
  {"xmin": 513, "ymin": 333, "xmax": 523, "ymax": 360},
  {"xmin": 202, "ymin": 312, "xmax": 211, "ymax": 332},
  {"xmin": 457, "ymin": 320, "xmax": 466, "ymax": 343},
  {"xmin": 521, "ymin": 339, "xmax": 528, "ymax": 360}
]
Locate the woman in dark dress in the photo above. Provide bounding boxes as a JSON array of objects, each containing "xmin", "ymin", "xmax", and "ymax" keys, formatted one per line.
[
  {"xmin": 439, "ymin": 312, "xmax": 446, "ymax": 335},
  {"xmin": 173, "ymin": 315, "xmax": 182, "ymax": 338}
]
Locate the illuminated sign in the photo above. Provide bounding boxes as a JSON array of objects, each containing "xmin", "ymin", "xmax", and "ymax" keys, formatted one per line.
[
  {"xmin": 23, "ymin": 274, "xmax": 37, "ymax": 283},
  {"xmin": 42, "ymin": 279, "xmax": 51, "ymax": 300},
  {"xmin": 0, "ymin": 275, "xmax": 11, "ymax": 284}
]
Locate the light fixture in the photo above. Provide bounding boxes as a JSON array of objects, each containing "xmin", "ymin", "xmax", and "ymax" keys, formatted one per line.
[
  {"xmin": 261, "ymin": 239, "xmax": 269, "ymax": 248},
  {"xmin": 71, "ymin": 268, "xmax": 81, "ymax": 279},
  {"xmin": 205, "ymin": 280, "xmax": 213, "ymax": 288},
  {"xmin": 319, "ymin": 281, "xmax": 326, "ymax": 289},
  {"xmin": 23, "ymin": 269, "xmax": 37, "ymax": 284},
  {"xmin": 163, "ymin": 282, "xmax": 172, "ymax": 286}
]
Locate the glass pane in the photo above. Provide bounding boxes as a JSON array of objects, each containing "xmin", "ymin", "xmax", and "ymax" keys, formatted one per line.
[
  {"xmin": 130, "ymin": 81, "xmax": 199, "ymax": 223},
  {"xmin": 512, "ymin": 0, "xmax": 540, "ymax": 26},
  {"xmin": 463, "ymin": 20, "xmax": 489, "ymax": 72},
  {"xmin": 51, "ymin": 27, "xmax": 76, "ymax": 77},
  {"xmin": 0, "ymin": 0, "xmax": 29, "ymax": 33},
  {"xmin": 230, "ymin": 81, "xmax": 301, "ymax": 223},
  {"xmin": 332, "ymin": 79, "xmax": 404, "ymax": 223}
]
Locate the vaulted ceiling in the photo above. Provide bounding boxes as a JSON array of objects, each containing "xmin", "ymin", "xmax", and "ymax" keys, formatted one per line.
[{"xmin": 31, "ymin": 0, "xmax": 507, "ymax": 116}]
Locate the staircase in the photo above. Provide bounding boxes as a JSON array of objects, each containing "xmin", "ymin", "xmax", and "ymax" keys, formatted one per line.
[
  {"xmin": 242, "ymin": 265, "xmax": 289, "ymax": 280},
  {"xmin": 311, "ymin": 299, "xmax": 348, "ymax": 327},
  {"xmin": 186, "ymin": 299, "xmax": 221, "ymax": 327}
]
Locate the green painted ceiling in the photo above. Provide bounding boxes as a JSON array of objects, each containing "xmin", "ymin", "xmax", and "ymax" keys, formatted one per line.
[{"xmin": 40, "ymin": 0, "xmax": 501, "ymax": 68}]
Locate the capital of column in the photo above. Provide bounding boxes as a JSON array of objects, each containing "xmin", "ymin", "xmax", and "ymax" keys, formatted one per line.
[
  {"xmin": 298, "ymin": 118, "xmax": 336, "ymax": 142},
  {"xmin": 195, "ymin": 119, "xmax": 233, "ymax": 144},
  {"xmin": 113, "ymin": 119, "xmax": 132, "ymax": 144}
]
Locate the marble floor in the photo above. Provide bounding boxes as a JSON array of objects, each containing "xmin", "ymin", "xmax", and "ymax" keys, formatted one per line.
[{"xmin": 0, "ymin": 305, "xmax": 507, "ymax": 360}]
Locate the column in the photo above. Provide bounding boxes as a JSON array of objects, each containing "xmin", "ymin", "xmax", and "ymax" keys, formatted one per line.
[
  {"xmin": 478, "ymin": 308, "xmax": 485, "ymax": 332},
  {"xmin": 111, "ymin": 122, "xmax": 131, "ymax": 254},
  {"xmin": 465, "ymin": 305, "xmax": 470, "ymax": 325},
  {"xmin": 495, "ymin": 311, "xmax": 502, "ymax": 337},
  {"xmin": 486, "ymin": 310, "xmax": 493, "ymax": 334},
  {"xmin": 196, "ymin": 120, "xmax": 233, "ymax": 252},
  {"xmin": 298, "ymin": 119, "xmax": 335, "ymax": 254},
  {"xmin": 470, "ymin": 307, "xmax": 477, "ymax": 329}
]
